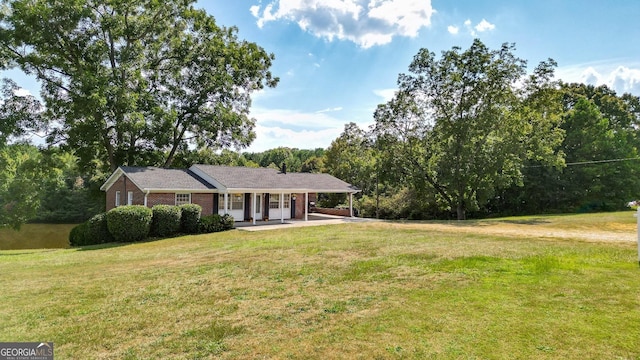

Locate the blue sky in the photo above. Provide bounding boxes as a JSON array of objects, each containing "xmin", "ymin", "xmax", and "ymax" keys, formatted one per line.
[
  {"xmin": 200, "ymin": 0, "xmax": 640, "ymax": 151},
  {"xmin": 5, "ymin": 0, "xmax": 640, "ymax": 152}
]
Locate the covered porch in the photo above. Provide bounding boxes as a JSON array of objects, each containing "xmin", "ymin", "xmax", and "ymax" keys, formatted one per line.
[{"xmin": 216, "ymin": 191, "xmax": 358, "ymax": 225}]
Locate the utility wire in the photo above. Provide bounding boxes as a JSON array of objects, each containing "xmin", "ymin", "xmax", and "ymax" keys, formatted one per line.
[{"xmin": 526, "ymin": 157, "xmax": 640, "ymax": 168}]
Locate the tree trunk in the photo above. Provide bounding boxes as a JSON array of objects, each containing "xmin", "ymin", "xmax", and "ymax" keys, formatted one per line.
[
  {"xmin": 375, "ymin": 170, "xmax": 380, "ymax": 219},
  {"xmin": 456, "ymin": 202, "xmax": 466, "ymax": 220}
]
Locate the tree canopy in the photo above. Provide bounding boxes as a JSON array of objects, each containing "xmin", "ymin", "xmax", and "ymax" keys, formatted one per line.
[
  {"xmin": 0, "ymin": 0, "xmax": 278, "ymax": 172},
  {"xmin": 373, "ymin": 40, "xmax": 564, "ymax": 219}
]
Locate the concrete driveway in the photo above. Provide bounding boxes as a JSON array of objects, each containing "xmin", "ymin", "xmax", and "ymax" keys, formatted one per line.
[{"xmin": 235, "ymin": 214, "xmax": 378, "ymax": 232}]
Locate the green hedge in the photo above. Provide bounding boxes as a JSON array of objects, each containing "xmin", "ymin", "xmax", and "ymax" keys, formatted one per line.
[
  {"xmin": 107, "ymin": 205, "xmax": 153, "ymax": 242},
  {"xmin": 151, "ymin": 205, "xmax": 182, "ymax": 237},
  {"xmin": 69, "ymin": 222, "xmax": 89, "ymax": 247},
  {"xmin": 221, "ymin": 214, "xmax": 235, "ymax": 230},
  {"xmin": 87, "ymin": 212, "xmax": 113, "ymax": 244},
  {"xmin": 180, "ymin": 204, "xmax": 202, "ymax": 234},
  {"xmin": 199, "ymin": 214, "xmax": 224, "ymax": 233},
  {"xmin": 199, "ymin": 213, "xmax": 235, "ymax": 234}
]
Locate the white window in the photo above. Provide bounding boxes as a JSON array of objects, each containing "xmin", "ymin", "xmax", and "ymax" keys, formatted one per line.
[
  {"xmin": 231, "ymin": 194, "xmax": 243, "ymax": 210},
  {"xmin": 255, "ymin": 195, "xmax": 261, "ymax": 214},
  {"xmin": 218, "ymin": 193, "xmax": 244, "ymax": 210},
  {"xmin": 127, "ymin": 191, "xmax": 134, "ymax": 205},
  {"xmin": 269, "ymin": 194, "xmax": 280, "ymax": 209},
  {"xmin": 218, "ymin": 194, "xmax": 225, "ymax": 210},
  {"xmin": 283, "ymin": 194, "xmax": 290, "ymax": 209},
  {"xmin": 115, "ymin": 191, "xmax": 121, "ymax": 207},
  {"xmin": 176, "ymin": 193, "xmax": 191, "ymax": 206}
]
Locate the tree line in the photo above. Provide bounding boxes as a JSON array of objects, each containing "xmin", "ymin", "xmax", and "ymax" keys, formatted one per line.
[
  {"xmin": 325, "ymin": 42, "xmax": 640, "ymax": 219},
  {"xmin": 0, "ymin": 0, "xmax": 638, "ymax": 227}
]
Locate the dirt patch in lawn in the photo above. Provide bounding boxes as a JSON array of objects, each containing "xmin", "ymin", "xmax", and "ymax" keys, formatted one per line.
[{"xmin": 376, "ymin": 221, "xmax": 636, "ymax": 243}]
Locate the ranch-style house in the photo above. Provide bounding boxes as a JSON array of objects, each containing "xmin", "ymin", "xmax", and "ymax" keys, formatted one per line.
[{"xmin": 100, "ymin": 165, "xmax": 360, "ymax": 224}]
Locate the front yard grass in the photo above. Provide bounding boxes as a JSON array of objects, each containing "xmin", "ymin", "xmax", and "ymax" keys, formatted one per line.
[{"xmin": 0, "ymin": 212, "xmax": 638, "ymax": 359}]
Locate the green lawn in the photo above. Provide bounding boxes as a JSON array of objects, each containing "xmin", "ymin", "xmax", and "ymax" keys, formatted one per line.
[{"xmin": 1, "ymin": 212, "xmax": 638, "ymax": 359}]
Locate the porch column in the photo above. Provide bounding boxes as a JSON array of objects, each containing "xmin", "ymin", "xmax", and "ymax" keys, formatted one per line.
[
  {"xmin": 280, "ymin": 192, "xmax": 284, "ymax": 224},
  {"xmin": 349, "ymin": 193, "xmax": 354, "ymax": 217},
  {"xmin": 224, "ymin": 193, "xmax": 228, "ymax": 215},
  {"xmin": 305, "ymin": 192, "xmax": 308, "ymax": 221},
  {"xmin": 252, "ymin": 192, "xmax": 257, "ymax": 225}
]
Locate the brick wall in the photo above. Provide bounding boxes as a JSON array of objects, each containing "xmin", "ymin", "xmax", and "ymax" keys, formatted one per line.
[
  {"xmin": 105, "ymin": 175, "xmax": 145, "ymax": 211},
  {"xmin": 314, "ymin": 207, "xmax": 351, "ymax": 217},
  {"xmin": 147, "ymin": 193, "xmax": 175, "ymax": 208},
  {"xmin": 192, "ymin": 193, "xmax": 214, "ymax": 216},
  {"xmin": 288, "ymin": 193, "xmax": 317, "ymax": 219}
]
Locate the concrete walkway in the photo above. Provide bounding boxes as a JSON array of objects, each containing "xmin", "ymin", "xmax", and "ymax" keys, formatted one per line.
[{"xmin": 236, "ymin": 214, "xmax": 378, "ymax": 232}]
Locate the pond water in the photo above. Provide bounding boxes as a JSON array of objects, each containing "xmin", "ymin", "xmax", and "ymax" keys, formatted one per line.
[{"xmin": 0, "ymin": 224, "xmax": 74, "ymax": 250}]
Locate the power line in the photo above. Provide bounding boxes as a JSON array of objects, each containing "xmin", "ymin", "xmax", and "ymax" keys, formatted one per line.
[{"xmin": 527, "ymin": 157, "xmax": 640, "ymax": 168}]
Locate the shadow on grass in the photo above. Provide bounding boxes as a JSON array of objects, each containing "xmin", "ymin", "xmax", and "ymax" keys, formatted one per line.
[
  {"xmin": 76, "ymin": 242, "xmax": 131, "ymax": 251},
  {"xmin": 0, "ymin": 249, "xmax": 60, "ymax": 256},
  {"xmin": 491, "ymin": 218, "xmax": 552, "ymax": 225},
  {"xmin": 390, "ymin": 217, "xmax": 552, "ymax": 227},
  {"xmin": 75, "ymin": 236, "xmax": 181, "ymax": 251},
  {"xmin": 75, "ymin": 231, "xmax": 224, "ymax": 251}
]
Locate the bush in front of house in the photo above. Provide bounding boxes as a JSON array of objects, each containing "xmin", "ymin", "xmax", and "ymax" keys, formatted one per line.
[
  {"xmin": 69, "ymin": 221, "xmax": 90, "ymax": 246},
  {"xmin": 87, "ymin": 212, "xmax": 113, "ymax": 244},
  {"xmin": 198, "ymin": 213, "xmax": 235, "ymax": 234},
  {"xmin": 199, "ymin": 214, "xmax": 224, "ymax": 233},
  {"xmin": 107, "ymin": 205, "xmax": 153, "ymax": 242},
  {"xmin": 180, "ymin": 204, "xmax": 202, "ymax": 234},
  {"xmin": 151, "ymin": 205, "xmax": 182, "ymax": 237},
  {"xmin": 221, "ymin": 214, "xmax": 235, "ymax": 230}
]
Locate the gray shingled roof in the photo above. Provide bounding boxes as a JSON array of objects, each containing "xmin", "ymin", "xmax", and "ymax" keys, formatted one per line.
[
  {"xmin": 120, "ymin": 167, "xmax": 216, "ymax": 191},
  {"xmin": 102, "ymin": 165, "xmax": 358, "ymax": 193},
  {"xmin": 190, "ymin": 165, "xmax": 358, "ymax": 192}
]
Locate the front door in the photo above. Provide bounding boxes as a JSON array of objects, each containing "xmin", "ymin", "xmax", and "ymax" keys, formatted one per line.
[{"xmin": 255, "ymin": 195, "xmax": 262, "ymax": 219}]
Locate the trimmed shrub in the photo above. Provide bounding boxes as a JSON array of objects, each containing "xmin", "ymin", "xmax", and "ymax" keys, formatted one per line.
[
  {"xmin": 180, "ymin": 204, "xmax": 202, "ymax": 234},
  {"xmin": 221, "ymin": 214, "xmax": 235, "ymax": 230},
  {"xmin": 107, "ymin": 205, "xmax": 153, "ymax": 242},
  {"xmin": 69, "ymin": 221, "xmax": 89, "ymax": 247},
  {"xmin": 87, "ymin": 212, "xmax": 113, "ymax": 244},
  {"xmin": 151, "ymin": 205, "xmax": 182, "ymax": 237},
  {"xmin": 199, "ymin": 214, "xmax": 224, "ymax": 233}
]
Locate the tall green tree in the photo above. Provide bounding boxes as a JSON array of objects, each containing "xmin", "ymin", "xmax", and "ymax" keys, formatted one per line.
[
  {"xmin": 324, "ymin": 122, "xmax": 376, "ymax": 196},
  {"xmin": 0, "ymin": 78, "xmax": 44, "ymax": 146},
  {"xmin": 555, "ymin": 85, "xmax": 640, "ymax": 211},
  {"xmin": 0, "ymin": 144, "xmax": 43, "ymax": 229},
  {"xmin": 373, "ymin": 40, "xmax": 563, "ymax": 219},
  {"xmin": 0, "ymin": 0, "xmax": 278, "ymax": 172},
  {"xmin": 491, "ymin": 83, "xmax": 640, "ymax": 215}
]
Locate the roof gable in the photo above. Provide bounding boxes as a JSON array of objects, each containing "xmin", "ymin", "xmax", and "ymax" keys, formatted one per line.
[
  {"xmin": 101, "ymin": 165, "xmax": 359, "ymax": 193},
  {"xmin": 100, "ymin": 166, "xmax": 216, "ymax": 192},
  {"xmin": 189, "ymin": 165, "xmax": 359, "ymax": 193}
]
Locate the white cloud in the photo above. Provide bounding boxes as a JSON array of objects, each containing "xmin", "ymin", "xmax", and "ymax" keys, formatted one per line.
[
  {"xmin": 373, "ymin": 88, "xmax": 396, "ymax": 102},
  {"xmin": 250, "ymin": 125, "xmax": 342, "ymax": 152},
  {"xmin": 13, "ymin": 88, "xmax": 33, "ymax": 97},
  {"xmin": 460, "ymin": 18, "xmax": 495, "ymax": 37},
  {"xmin": 579, "ymin": 66, "xmax": 601, "ymax": 85},
  {"xmin": 447, "ymin": 25, "xmax": 459, "ymax": 35},
  {"xmin": 249, "ymin": 5, "xmax": 260, "ymax": 18},
  {"xmin": 607, "ymin": 66, "xmax": 640, "ymax": 94},
  {"xmin": 250, "ymin": 0, "xmax": 435, "ymax": 48},
  {"xmin": 555, "ymin": 62, "xmax": 640, "ymax": 96},
  {"xmin": 251, "ymin": 107, "xmax": 346, "ymax": 130},
  {"xmin": 474, "ymin": 19, "xmax": 495, "ymax": 32},
  {"xmin": 316, "ymin": 106, "xmax": 343, "ymax": 113}
]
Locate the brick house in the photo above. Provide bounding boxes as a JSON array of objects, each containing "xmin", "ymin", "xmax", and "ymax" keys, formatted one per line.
[{"xmin": 100, "ymin": 165, "xmax": 359, "ymax": 224}]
